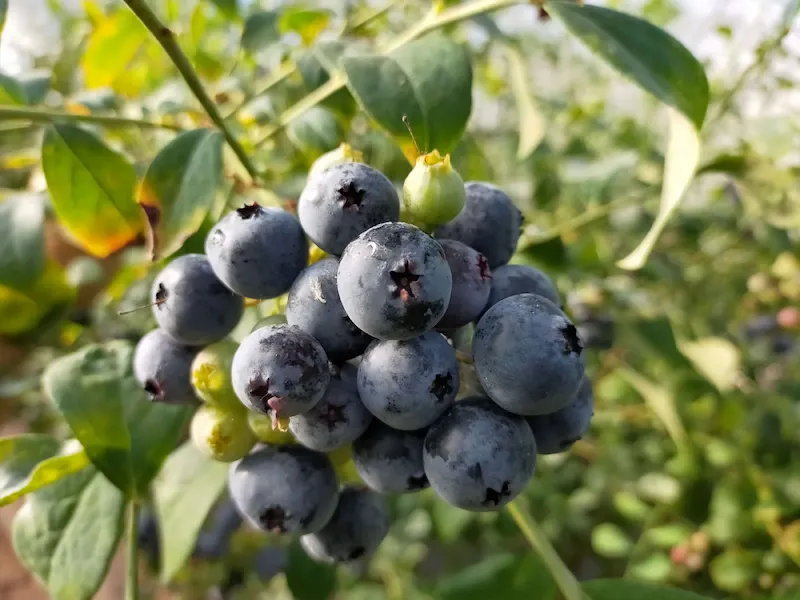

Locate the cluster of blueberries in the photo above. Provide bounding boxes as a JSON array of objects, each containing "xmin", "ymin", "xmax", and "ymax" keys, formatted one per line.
[{"xmin": 132, "ymin": 148, "xmax": 594, "ymax": 566}]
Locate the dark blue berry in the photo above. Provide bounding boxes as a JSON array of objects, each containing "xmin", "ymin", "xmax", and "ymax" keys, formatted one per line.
[
  {"xmin": 151, "ymin": 254, "xmax": 244, "ymax": 345},
  {"xmin": 423, "ymin": 396, "xmax": 536, "ymax": 511},
  {"xmin": 526, "ymin": 376, "xmax": 593, "ymax": 454},
  {"xmin": 481, "ymin": 263, "xmax": 559, "ymax": 317},
  {"xmin": 298, "ymin": 162, "xmax": 400, "ymax": 256},
  {"xmin": 436, "ymin": 239, "xmax": 492, "ymax": 330},
  {"xmin": 206, "ymin": 203, "xmax": 308, "ymax": 300},
  {"xmin": 473, "ymin": 293, "xmax": 585, "ymax": 416},
  {"xmin": 357, "ymin": 332, "xmax": 459, "ymax": 430},
  {"xmin": 352, "ymin": 420, "xmax": 428, "ymax": 494},
  {"xmin": 338, "ymin": 222, "xmax": 452, "ymax": 340},
  {"xmin": 133, "ymin": 328, "xmax": 199, "ymax": 404},
  {"xmin": 286, "ymin": 258, "xmax": 372, "ymax": 363}
]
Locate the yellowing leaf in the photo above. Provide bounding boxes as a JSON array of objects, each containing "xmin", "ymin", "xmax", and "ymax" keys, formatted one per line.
[
  {"xmin": 504, "ymin": 45, "xmax": 545, "ymax": 160},
  {"xmin": 617, "ymin": 109, "xmax": 701, "ymax": 270},
  {"xmin": 41, "ymin": 124, "xmax": 142, "ymax": 258},
  {"xmin": 677, "ymin": 337, "xmax": 741, "ymax": 392},
  {"xmin": 278, "ymin": 7, "xmax": 331, "ymax": 46},
  {"xmin": 82, "ymin": 9, "xmax": 148, "ymax": 92}
]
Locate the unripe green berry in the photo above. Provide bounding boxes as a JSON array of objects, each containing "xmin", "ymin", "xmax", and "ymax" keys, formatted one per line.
[
  {"xmin": 190, "ymin": 405, "xmax": 256, "ymax": 462},
  {"xmin": 308, "ymin": 143, "xmax": 364, "ymax": 180},
  {"xmin": 191, "ymin": 340, "xmax": 245, "ymax": 414},
  {"xmin": 251, "ymin": 313, "xmax": 288, "ymax": 333},
  {"xmin": 248, "ymin": 412, "xmax": 296, "ymax": 445},
  {"xmin": 402, "ymin": 150, "xmax": 465, "ymax": 227}
]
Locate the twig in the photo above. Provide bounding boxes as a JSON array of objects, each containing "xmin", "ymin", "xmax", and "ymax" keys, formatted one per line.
[
  {"xmin": 0, "ymin": 106, "xmax": 183, "ymax": 131},
  {"xmin": 122, "ymin": 0, "xmax": 261, "ymax": 183}
]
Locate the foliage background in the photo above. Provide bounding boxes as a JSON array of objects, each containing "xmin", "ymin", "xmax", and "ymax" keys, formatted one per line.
[{"xmin": 1, "ymin": 0, "xmax": 799, "ymax": 599}]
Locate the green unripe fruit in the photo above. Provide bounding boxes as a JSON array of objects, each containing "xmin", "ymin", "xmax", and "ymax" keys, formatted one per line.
[
  {"xmin": 308, "ymin": 143, "xmax": 364, "ymax": 180},
  {"xmin": 191, "ymin": 340, "xmax": 244, "ymax": 414},
  {"xmin": 190, "ymin": 405, "xmax": 256, "ymax": 462},
  {"xmin": 402, "ymin": 150, "xmax": 465, "ymax": 227},
  {"xmin": 251, "ymin": 313, "xmax": 288, "ymax": 333},
  {"xmin": 248, "ymin": 412, "xmax": 296, "ymax": 445}
]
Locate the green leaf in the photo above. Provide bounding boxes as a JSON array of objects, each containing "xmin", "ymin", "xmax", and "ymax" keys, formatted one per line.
[
  {"xmin": 278, "ymin": 7, "xmax": 331, "ymax": 46},
  {"xmin": 0, "ymin": 72, "xmax": 27, "ymax": 104},
  {"xmin": 546, "ymin": 2, "xmax": 709, "ymax": 129},
  {"xmin": 296, "ymin": 41, "xmax": 356, "ymax": 117},
  {"xmin": 41, "ymin": 123, "xmax": 142, "ymax": 258},
  {"xmin": 591, "ymin": 523, "xmax": 634, "ymax": 558},
  {"xmin": 82, "ymin": 8, "xmax": 149, "ymax": 91},
  {"xmin": 241, "ymin": 11, "xmax": 279, "ymax": 53},
  {"xmin": 627, "ymin": 552, "xmax": 673, "ymax": 582},
  {"xmin": 11, "ymin": 465, "xmax": 125, "ymax": 600},
  {"xmin": 285, "ymin": 542, "xmax": 337, "ymax": 600},
  {"xmin": 435, "ymin": 553, "xmax": 556, "ymax": 600},
  {"xmin": 617, "ymin": 367, "xmax": 689, "ymax": 451},
  {"xmin": 42, "ymin": 341, "xmax": 192, "ymax": 496},
  {"xmin": 152, "ymin": 442, "xmax": 229, "ymax": 583},
  {"xmin": 0, "ymin": 435, "xmax": 89, "ymax": 506},
  {"xmin": 584, "ymin": 579, "xmax": 712, "ymax": 600},
  {"xmin": 211, "ymin": 0, "xmax": 238, "ymax": 20},
  {"xmin": 0, "ymin": 193, "xmax": 45, "ymax": 288},
  {"xmin": 343, "ymin": 33, "xmax": 472, "ymax": 160},
  {"xmin": 137, "ymin": 129, "xmax": 224, "ymax": 261},
  {"xmin": 19, "ymin": 72, "xmax": 52, "ymax": 105},
  {"xmin": 616, "ymin": 109, "xmax": 702, "ymax": 270},
  {"xmin": 287, "ymin": 106, "xmax": 343, "ymax": 157},
  {"xmin": 677, "ymin": 337, "xmax": 742, "ymax": 392},
  {"xmin": 504, "ymin": 45, "xmax": 545, "ymax": 160}
]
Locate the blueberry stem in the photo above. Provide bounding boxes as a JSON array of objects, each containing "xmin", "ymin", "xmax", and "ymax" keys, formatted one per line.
[
  {"xmin": 455, "ymin": 350, "xmax": 473, "ymax": 365},
  {"xmin": 0, "ymin": 106, "xmax": 184, "ymax": 131},
  {"xmin": 506, "ymin": 500, "xmax": 588, "ymax": 600},
  {"xmin": 121, "ymin": 0, "xmax": 261, "ymax": 184},
  {"xmin": 125, "ymin": 500, "xmax": 141, "ymax": 600}
]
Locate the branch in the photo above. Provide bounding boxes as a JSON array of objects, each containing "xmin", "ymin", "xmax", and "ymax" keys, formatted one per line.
[
  {"xmin": 122, "ymin": 0, "xmax": 261, "ymax": 183},
  {"xmin": 253, "ymin": 0, "xmax": 522, "ymax": 149},
  {"xmin": 0, "ymin": 106, "xmax": 183, "ymax": 131}
]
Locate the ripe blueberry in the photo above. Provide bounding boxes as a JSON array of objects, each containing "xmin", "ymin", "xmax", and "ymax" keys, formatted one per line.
[
  {"xmin": 481, "ymin": 263, "xmax": 560, "ymax": 317},
  {"xmin": 436, "ymin": 239, "xmax": 492, "ymax": 329},
  {"xmin": 352, "ymin": 421, "xmax": 428, "ymax": 494},
  {"xmin": 473, "ymin": 293, "xmax": 585, "ymax": 416},
  {"xmin": 526, "ymin": 376, "xmax": 594, "ymax": 455},
  {"xmin": 289, "ymin": 363, "xmax": 372, "ymax": 452},
  {"xmin": 298, "ymin": 162, "xmax": 400, "ymax": 256},
  {"xmin": 286, "ymin": 258, "xmax": 372, "ymax": 363},
  {"xmin": 231, "ymin": 324, "xmax": 330, "ymax": 421},
  {"xmin": 151, "ymin": 254, "xmax": 244, "ymax": 346},
  {"xmin": 357, "ymin": 331, "xmax": 459, "ymax": 430},
  {"xmin": 300, "ymin": 486, "xmax": 390, "ymax": 564},
  {"xmin": 338, "ymin": 222, "xmax": 453, "ymax": 340},
  {"xmin": 228, "ymin": 445, "xmax": 338, "ymax": 535},
  {"xmin": 423, "ymin": 396, "xmax": 536, "ymax": 511},
  {"xmin": 435, "ymin": 182, "xmax": 523, "ymax": 268},
  {"xmin": 133, "ymin": 328, "xmax": 200, "ymax": 404},
  {"xmin": 206, "ymin": 204, "xmax": 308, "ymax": 300}
]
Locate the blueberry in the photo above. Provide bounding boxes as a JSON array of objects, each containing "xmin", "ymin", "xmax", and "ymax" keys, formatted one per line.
[
  {"xmin": 231, "ymin": 324, "xmax": 330, "ymax": 420},
  {"xmin": 228, "ymin": 445, "xmax": 339, "ymax": 534},
  {"xmin": 338, "ymin": 222, "xmax": 453, "ymax": 340},
  {"xmin": 473, "ymin": 293, "xmax": 585, "ymax": 416},
  {"xmin": 352, "ymin": 421, "xmax": 428, "ymax": 494},
  {"xmin": 435, "ymin": 182, "xmax": 523, "ymax": 268},
  {"xmin": 289, "ymin": 363, "xmax": 372, "ymax": 452},
  {"xmin": 205, "ymin": 203, "xmax": 308, "ymax": 300},
  {"xmin": 423, "ymin": 396, "xmax": 536, "ymax": 511},
  {"xmin": 481, "ymin": 264, "xmax": 560, "ymax": 317},
  {"xmin": 151, "ymin": 254, "xmax": 244, "ymax": 345},
  {"xmin": 300, "ymin": 486, "xmax": 390, "ymax": 564},
  {"xmin": 526, "ymin": 376, "xmax": 594, "ymax": 455},
  {"xmin": 190, "ymin": 404, "xmax": 256, "ymax": 462},
  {"xmin": 252, "ymin": 313, "xmax": 288, "ymax": 332},
  {"xmin": 286, "ymin": 258, "xmax": 372, "ymax": 363},
  {"xmin": 248, "ymin": 412, "xmax": 297, "ymax": 445},
  {"xmin": 436, "ymin": 239, "xmax": 492, "ymax": 329},
  {"xmin": 190, "ymin": 339, "xmax": 245, "ymax": 414},
  {"xmin": 358, "ymin": 332, "xmax": 459, "ymax": 430},
  {"xmin": 402, "ymin": 150, "xmax": 465, "ymax": 226},
  {"xmin": 133, "ymin": 328, "xmax": 200, "ymax": 404},
  {"xmin": 137, "ymin": 506, "xmax": 160, "ymax": 568},
  {"xmin": 743, "ymin": 315, "xmax": 779, "ymax": 340},
  {"xmin": 298, "ymin": 162, "xmax": 400, "ymax": 256},
  {"xmin": 193, "ymin": 499, "xmax": 243, "ymax": 559}
]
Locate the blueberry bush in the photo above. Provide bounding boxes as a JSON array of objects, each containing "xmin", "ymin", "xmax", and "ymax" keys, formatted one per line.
[{"xmin": 1, "ymin": 1, "xmax": 799, "ymax": 599}]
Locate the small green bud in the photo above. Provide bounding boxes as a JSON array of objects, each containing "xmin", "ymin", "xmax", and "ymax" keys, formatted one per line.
[
  {"xmin": 190, "ymin": 405, "xmax": 256, "ymax": 462},
  {"xmin": 402, "ymin": 150, "xmax": 465, "ymax": 227},
  {"xmin": 308, "ymin": 143, "xmax": 364, "ymax": 180},
  {"xmin": 191, "ymin": 340, "xmax": 245, "ymax": 414}
]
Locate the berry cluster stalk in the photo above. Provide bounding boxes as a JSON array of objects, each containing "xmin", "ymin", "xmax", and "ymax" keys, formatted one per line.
[
  {"xmin": 0, "ymin": 106, "xmax": 184, "ymax": 131},
  {"xmin": 126, "ymin": 500, "xmax": 140, "ymax": 600}
]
